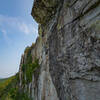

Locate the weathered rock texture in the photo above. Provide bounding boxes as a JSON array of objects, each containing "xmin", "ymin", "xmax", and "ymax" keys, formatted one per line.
[{"xmin": 19, "ymin": 0, "xmax": 100, "ymax": 100}]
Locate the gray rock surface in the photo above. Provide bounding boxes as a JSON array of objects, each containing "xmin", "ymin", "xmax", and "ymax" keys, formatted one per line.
[{"xmin": 19, "ymin": 0, "xmax": 100, "ymax": 100}]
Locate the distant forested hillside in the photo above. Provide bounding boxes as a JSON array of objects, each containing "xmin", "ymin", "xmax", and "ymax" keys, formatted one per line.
[{"xmin": 0, "ymin": 74, "xmax": 31, "ymax": 100}]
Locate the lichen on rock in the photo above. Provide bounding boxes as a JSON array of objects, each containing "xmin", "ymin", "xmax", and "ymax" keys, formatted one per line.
[
  {"xmin": 31, "ymin": 0, "xmax": 60, "ymax": 24},
  {"xmin": 19, "ymin": 0, "xmax": 100, "ymax": 100}
]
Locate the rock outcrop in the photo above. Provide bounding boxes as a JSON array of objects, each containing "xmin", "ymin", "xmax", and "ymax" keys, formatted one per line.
[{"xmin": 19, "ymin": 0, "xmax": 100, "ymax": 100}]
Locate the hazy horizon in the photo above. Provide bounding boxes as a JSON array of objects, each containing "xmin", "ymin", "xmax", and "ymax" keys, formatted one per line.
[{"xmin": 0, "ymin": 0, "xmax": 38, "ymax": 78}]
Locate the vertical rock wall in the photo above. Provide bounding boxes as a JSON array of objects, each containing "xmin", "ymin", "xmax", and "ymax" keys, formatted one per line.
[
  {"xmin": 19, "ymin": 34, "xmax": 59, "ymax": 100},
  {"xmin": 47, "ymin": 0, "xmax": 100, "ymax": 100},
  {"xmin": 19, "ymin": 0, "xmax": 100, "ymax": 100}
]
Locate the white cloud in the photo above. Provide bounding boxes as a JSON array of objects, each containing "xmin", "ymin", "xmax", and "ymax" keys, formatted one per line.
[
  {"xmin": 18, "ymin": 22, "xmax": 38, "ymax": 35},
  {"xmin": 1, "ymin": 29, "xmax": 8, "ymax": 42},
  {"xmin": 1, "ymin": 29, "xmax": 11, "ymax": 45},
  {"xmin": 2, "ymin": 29, "xmax": 7, "ymax": 36},
  {"xmin": 19, "ymin": 23, "xmax": 30, "ymax": 35},
  {"xmin": 0, "ymin": 14, "xmax": 38, "ymax": 35}
]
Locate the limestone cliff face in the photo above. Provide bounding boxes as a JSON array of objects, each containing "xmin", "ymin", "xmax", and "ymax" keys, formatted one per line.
[{"xmin": 19, "ymin": 0, "xmax": 100, "ymax": 100}]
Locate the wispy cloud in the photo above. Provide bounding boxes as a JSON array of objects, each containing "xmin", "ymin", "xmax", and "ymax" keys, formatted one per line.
[
  {"xmin": 19, "ymin": 23, "xmax": 30, "ymax": 35},
  {"xmin": 0, "ymin": 14, "xmax": 38, "ymax": 35},
  {"xmin": 1, "ymin": 29, "xmax": 11, "ymax": 45},
  {"xmin": 18, "ymin": 22, "xmax": 38, "ymax": 35}
]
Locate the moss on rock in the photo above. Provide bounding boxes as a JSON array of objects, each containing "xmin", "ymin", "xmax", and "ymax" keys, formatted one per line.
[
  {"xmin": 31, "ymin": 0, "xmax": 60, "ymax": 24},
  {"xmin": 22, "ymin": 45, "xmax": 40, "ymax": 84},
  {"xmin": 42, "ymin": 0, "xmax": 58, "ymax": 7}
]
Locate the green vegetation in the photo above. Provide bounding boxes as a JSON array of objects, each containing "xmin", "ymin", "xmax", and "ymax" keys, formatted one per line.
[
  {"xmin": 0, "ymin": 44, "xmax": 39, "ymax": 100},
  {"xmin": 0, "ymin": 74, "xmax": 31, "ymax": 100},
  {"xmin": 57, "ymin": 23, "xmax": 62, "ymax": 30},
  {"xmin": 91, "ymin": 20, "xmax": 100, "ymax": 31},
  {"xmin": 0, "ymin": 76, "xmax": 15, "ymax": 97},
  {"xmin": 22, "ymin": 58, "xmax": 40, "ymax": 84},
  {"xmin": 64, "ymin": 1, "xmax": 70, "ymax": 8},
  {"xmin": 9, "ymin": 88, "xmax": 30, "ymax": 100},
  {"xmin": 22, "ymin": 46, "xmax": 40, "ymax": 84},
  {"xmin": 26, "ymin": 58, "xmax": 39, "ymax": 83},
  {"xmin": 38, "ymin": 25, "xmax": 43, "ymax": 36}
]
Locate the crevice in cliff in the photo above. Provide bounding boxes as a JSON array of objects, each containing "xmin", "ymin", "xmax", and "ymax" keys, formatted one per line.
[
  {"xmin": 82, "ymin": 0, "xmax": 100, "ymax": 15},
  {"xmin": 55, "ymin": 0, "xmax": 100, "ymax": 33},
  {"xmin": 17, "ymin": 0, "xmax": 100, "ymax": 100}
]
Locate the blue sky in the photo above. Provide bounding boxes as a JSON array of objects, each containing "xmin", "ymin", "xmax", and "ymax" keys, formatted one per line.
[{"xmin": 0, "ymin": 0, "xmax": 38, "ymax": 78}]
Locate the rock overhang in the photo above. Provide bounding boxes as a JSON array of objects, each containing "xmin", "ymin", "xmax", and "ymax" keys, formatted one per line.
[{"xmin": 31, "ymin": 0, "xmax": 60, "ymax": 24}]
